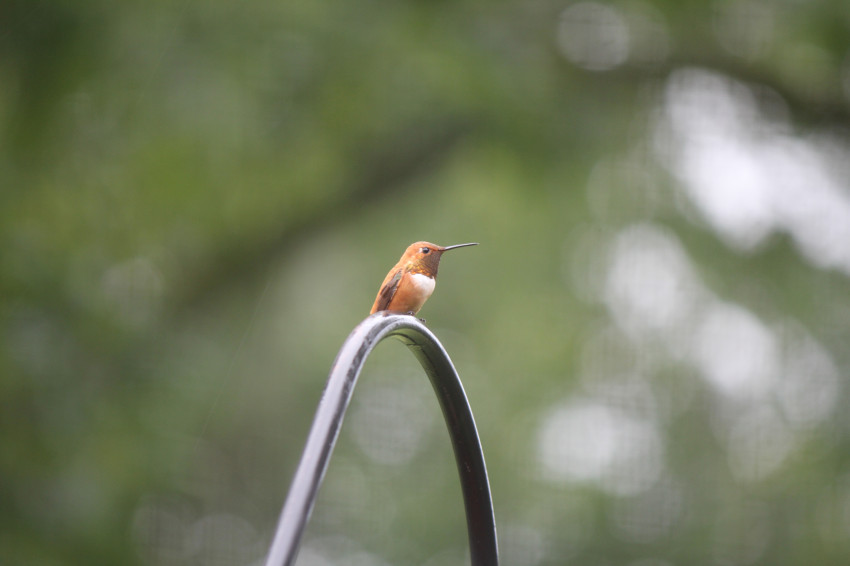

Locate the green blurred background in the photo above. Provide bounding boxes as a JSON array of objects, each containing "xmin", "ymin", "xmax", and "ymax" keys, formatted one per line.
[{"xmin": 4, "ymin": 0, "xmax": 850, "ymax": 564}]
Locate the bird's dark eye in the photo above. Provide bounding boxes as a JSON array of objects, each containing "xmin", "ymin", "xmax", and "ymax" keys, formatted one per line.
[{"xmin": 420, "ymin": 247, "xmax": 430, "ymax": 254}]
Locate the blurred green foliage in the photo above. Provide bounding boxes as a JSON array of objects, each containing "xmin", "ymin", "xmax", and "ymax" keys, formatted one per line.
[{"xmin": 4, "ymin": 0, "xmax": 850, "ymax": 564}]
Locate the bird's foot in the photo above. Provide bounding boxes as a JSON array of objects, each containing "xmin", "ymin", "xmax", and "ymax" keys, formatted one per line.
[{"xmin": 405, "ymin": 311, "xmax": 426, "ymax": 324}]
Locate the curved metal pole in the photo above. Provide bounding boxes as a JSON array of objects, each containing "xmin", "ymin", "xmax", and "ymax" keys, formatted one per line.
[{"xmin": 264, "ymin": 313, "xmax": 499, "ymax": 566}]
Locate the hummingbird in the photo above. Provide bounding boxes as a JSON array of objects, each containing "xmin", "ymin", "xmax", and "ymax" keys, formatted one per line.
[{"xmin": 370, "ymin": 241, "xmax": 478, "ymax": 316}]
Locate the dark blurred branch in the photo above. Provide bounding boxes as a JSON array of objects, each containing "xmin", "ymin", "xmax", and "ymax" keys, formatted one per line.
[
  {"xmin": 678, "ymin": 57, "xmax": 848, "ymax": 127},
  {"xmin": 2, "ymin": 1, "xmax": 104, "ymax": 166},
  {"xmin": 587, "ymin": 53, "xmax": 850, "ymax": 128},
  {"xmin": 171, "ymin": 117, "xmax": 473, "ymax": 315}
]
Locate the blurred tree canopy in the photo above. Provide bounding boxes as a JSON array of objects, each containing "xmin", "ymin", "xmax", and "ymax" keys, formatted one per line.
[{"xmin": 4, "ymin": 0, "xmax": 850, "ymax": 565}]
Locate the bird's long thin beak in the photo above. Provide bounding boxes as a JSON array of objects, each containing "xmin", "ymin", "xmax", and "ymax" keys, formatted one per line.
[{"xmin": 442, "ymin": 243, "xmax": 479, "ymax": 251}]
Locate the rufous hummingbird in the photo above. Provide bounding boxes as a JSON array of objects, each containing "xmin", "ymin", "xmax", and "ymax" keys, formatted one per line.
[{"xmin": 370, "ymin": 241, "xmax": 478, "ymax": 316}]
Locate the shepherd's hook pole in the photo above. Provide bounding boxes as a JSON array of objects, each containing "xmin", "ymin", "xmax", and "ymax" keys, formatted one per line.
[{"xmin": 264, "ymin": 313, "xmax": 499, "ymax": 566}]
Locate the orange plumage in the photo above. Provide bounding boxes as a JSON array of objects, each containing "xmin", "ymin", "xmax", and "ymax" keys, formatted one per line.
[{"xmin": 370, "ymin": 241, "xmax": 478, "ymax": 315}]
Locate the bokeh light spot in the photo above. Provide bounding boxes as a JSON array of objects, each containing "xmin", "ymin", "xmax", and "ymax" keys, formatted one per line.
[
  {"xmin": 537, "ymin": 400, "xmax": 663, "ymax": 495},
  {"xmin": 349, "ymin": 384, "xmax": 434, "ymax": 466},
  {"xmin": 690, "ymin": 302, "xmax": 779, "ymax": 400},
  {"xmin": 558, "ymin": 2, "xmax": 629, "ymax": 71}
]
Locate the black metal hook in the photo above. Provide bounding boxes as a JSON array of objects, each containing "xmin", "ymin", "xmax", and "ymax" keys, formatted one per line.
[{"xmin": 264, "ymin": 313, "xmax": 499, "ymax": 566}]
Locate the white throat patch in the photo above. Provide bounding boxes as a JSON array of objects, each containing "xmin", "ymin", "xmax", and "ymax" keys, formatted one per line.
[{"xmin": 410, "ymin": 272, "xmax": 436, "ymax": 299}]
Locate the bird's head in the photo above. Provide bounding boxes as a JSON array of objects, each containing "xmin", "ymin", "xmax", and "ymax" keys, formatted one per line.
[{"xmin": 401, "ymin": 241, "xmax": 478, "ymax": 277}]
